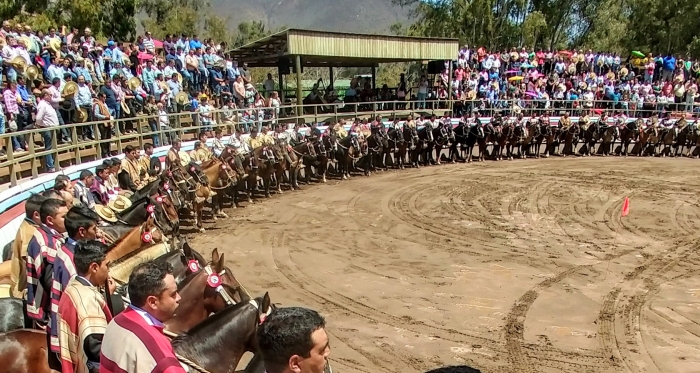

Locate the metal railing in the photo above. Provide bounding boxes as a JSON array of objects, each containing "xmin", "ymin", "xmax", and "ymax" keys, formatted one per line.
[{"xmin": 0, "ymin": 97, "xmax": 697, "ymax": 186}]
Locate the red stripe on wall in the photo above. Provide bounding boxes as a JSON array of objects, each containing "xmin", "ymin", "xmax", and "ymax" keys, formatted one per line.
[{"xmin": 0, "ymin": 202, "xmax": 26, "ymax": 227}]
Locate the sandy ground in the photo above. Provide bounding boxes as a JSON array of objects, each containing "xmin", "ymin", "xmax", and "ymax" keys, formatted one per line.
[{"xmin": 188, "ymin": 157, "xmax": 700, "ymax": 373}]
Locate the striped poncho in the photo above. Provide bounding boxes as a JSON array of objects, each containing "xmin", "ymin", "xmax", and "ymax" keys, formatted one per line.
[
  {"xmin": 58, "ymin": 276, "xmax": 112, "ymax": 373},
  {"xmin": 100, "ymin": 307, "xmax": 187, "ymax": 373}
]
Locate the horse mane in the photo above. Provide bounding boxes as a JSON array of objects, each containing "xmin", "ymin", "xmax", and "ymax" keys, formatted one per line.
[
  {"xmin": 132, "ymin": 180, "xmax": 160, "ymax": 200},
  {"xmin": 107, "ymin": 224, "xmax": 140, "ymax": 250},
  {"xmin": 171, "ymin": 298, "xmax": 258, "ymax": 357}
]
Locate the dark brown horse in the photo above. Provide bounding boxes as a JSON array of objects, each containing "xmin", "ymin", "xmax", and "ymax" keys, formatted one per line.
[
  {"xmin": 337, "ymin": 135, "xmax": 367, "ymax": 178},
  {"xmin": 171, "ymin": 293, "xmax": 273, "ymax": 373},
  {"xmin": 559, "ymin": 123, "xmax": 580, "ymax": 157},
  {"xmin": 387, "ymin": 127, "xmax": 408, "ymax": 169},
  {"xmin": 251, "ymin": 145, "xmax": 283, "ymax": 198},
  {"xmin": 219, "ymin": 146, "xmax": 254, "ymax": 207},
  {"xmin": 617, "ymin": 119, "xmax": 640, "ymax": 156},
  {"xmin": 164, "ymin": 248, "xmax": 250, "ymax": 336}
]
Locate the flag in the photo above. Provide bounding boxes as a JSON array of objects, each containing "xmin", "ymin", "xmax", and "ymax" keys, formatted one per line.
[{"xmin": 621, "ymin": 197, "xmax": 630, "ymax": 217}]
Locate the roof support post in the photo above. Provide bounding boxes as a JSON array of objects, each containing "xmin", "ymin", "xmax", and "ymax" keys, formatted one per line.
[
  {"xmin": 447, "ymin": 62, "xmax": 453, "ymax": 115},
  {"xmin": 295, "ymin": 55, "xmax": 303, "ymax": 125}
]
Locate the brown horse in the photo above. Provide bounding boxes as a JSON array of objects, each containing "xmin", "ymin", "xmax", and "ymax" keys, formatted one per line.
[
  {"xmin": 632, "ymin": 124, "xmax": 658, "ymax": 156},
  {"xmin": 171, "ymin": 293, "xmax": 273, "ymax": 373},
  {"xmin": 0, "ymin": 329, "xmax": 55, "ymax": 373},
  {"xmin": 520, "ymin": 119, "xmax": 540, "ymax": 159},
  {"xmin": 105, "ymin": 216, "xmax": 163, "ymax": 264},
  {"xmin": 560, "ymin": 123, "xmax": 580, "ymax": 157},
  {"xmin": 337, "ymin": 135, "xmax": 366, "ymax": 179},
  {"xmin": 617, "ymin": 119, "xmax": 640, "ymax": 156},
  {"xmin": 291, "ymin": 141, "xmax": 317, "ymax": 185},
  {"xmin": 164, "ymin": 248, "xmax": 250, "ymax": 336},
  {"xmin": 596, "ymin": 125, "xmax": 618, "ymax": 156},
  {"xmin": 200, "ymin": 158, "xmax": 237, "ymax": 221},
  {"xmin": 273, "ymin": 140, "xmax": 301, "ymax": 192},
  {"xmin": 219, "ymin": 146, "xmax": 255, "ymax": 207},
  {"xmin": 250, "ymin": 145, "xmax": 282, "ymax": 198}
]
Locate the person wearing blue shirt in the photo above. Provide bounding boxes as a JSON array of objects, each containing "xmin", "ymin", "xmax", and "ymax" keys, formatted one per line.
[
  {"xmin": 662, "ymin": 54, "xmax": 676, "ymax": 82},
  {"xmin": 189, "ymin": 36, "xmax": 202, "ymax": 51},
  {"xmin": 141, "ymin": 60, "xmax": 156, "ymax": 95}
]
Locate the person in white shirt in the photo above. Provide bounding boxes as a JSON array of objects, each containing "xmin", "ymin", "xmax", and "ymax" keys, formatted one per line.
[
  {"xmin": 263, "ymin": 73, "xmax": 275, "ymax": 98},
  {"xmin": 36, "ymin": 90, "xmax": 59, "ymax": 171}
]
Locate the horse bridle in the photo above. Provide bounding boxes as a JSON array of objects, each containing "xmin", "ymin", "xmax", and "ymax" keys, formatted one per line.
[{"xmin": 189, "ymin": 261, "xmax": 238, "ymax": 306}]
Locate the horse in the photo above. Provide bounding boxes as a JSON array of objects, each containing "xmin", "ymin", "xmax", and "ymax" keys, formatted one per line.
[
  {"xmin": 520, "ymin": 119, "xmax": 540, "ymax": 159},
  {"xmin": 0, "ymin": 329, "xmax": 55, "ymax": 373},
  {"xmin": 387, "ymin": 126, "xmax": 408, "ymax": 168},
  {"xmin": 580, "ymin": 120, "xmax": 599, "ymax": 156},
  {"xmin": 293, "ymin": 141, "xmax": 319, "ymax": 185},
  {"xmin": 429, "ymin": 125, "xmax": 451, "ymax": 165},
  {"xmin": 104, "ymin": 216, "xmax": 163, "ymax": 265},
  {"xmin": 674, "ymin": 120, "xmax": 692, "ymax": 157},
  {"xmin": 118, "ymin": 194, "xmax": 179, "ymax": 237},
  {"xmin": 632, "ymin": 124, "xmax": 658, "ymax": 156},
  {"xmin": 402, "ymin": 126, "xmax": 421, "ymax": 167},
  {"xmin": 364, "ymin": 131, "xmax": 385, "ymax": 172},
  {"xmin": 219, "ymin": 146, "xmax": 254, "ymax": 207},
  {"xmin": 164, "ymin": 248, "xmax": 251, "ymax": 336},
  {"xmin": 496, "ymin": 121, "xmax": 515, "ymax": 160},
  {"xmin": 617, "ymin": 119, "xmax": 639, "ymax": 156},
  {"xmin": 171, "ymin": 293, "xmax": 273, "ymax": 373},
  {"xmin": 0, "ymin": 298, "xmax": 31, "ymax": 333},
  {"xmin": 559, "ymin": 122, "xmax": 580, "ymax": 157},
  {"xmin": 416, "ymin": 127, "xmax": 436, "ymax": 165},
  {"xmin": 337, "ymin": 135, "xmax": 367, "ymax": 178},
  {"xmin": 250, "ymin": 144, "xmax": 282, "ymax": 198},
  {"xmin": 200, "ymin": 157, "xmax": 237, "ymax": 221},
  {"xmin": 597, "ymin": 125, "xmax": 619, "ymax": 156}
]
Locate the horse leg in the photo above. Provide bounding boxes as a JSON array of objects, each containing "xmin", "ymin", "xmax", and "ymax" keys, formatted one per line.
[
  {"xmin": 276, "ymin": 169, "xmax": 284, "ymax": 194},
  {"xmin": 196, "ymin": 202, "xmax": 205, "ymax": 232}
]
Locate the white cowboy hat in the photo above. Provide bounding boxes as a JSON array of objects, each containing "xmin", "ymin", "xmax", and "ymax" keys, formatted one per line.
[
  {"xmin": 178, "ymin": 150, "xmax": 192, "ymax": 167},
  {"xmin": 108, "ymin": 195, "xmax": 132, "ymax": 212},
  {"xmin": 95, "ymin": 204, "xmax": 118, "ymax": 223}
]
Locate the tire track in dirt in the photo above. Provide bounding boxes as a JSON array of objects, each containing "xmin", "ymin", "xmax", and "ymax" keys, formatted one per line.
[{"xmin": 263, "ymin": 229, "xmax": 505, "ymax": 372}]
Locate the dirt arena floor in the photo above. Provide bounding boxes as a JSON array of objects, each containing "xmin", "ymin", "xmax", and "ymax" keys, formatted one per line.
[{"xmin": 188, "ymin": 157, "xmax": 700, "ymax": 373}]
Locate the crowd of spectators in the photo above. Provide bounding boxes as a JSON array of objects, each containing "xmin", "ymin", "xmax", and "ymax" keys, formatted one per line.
[
  {"xmin": 0, "ymin": 21, "xmax": 285, "ymax": 170},
  {"xmin": 442, "ymin": 46, "xmax": 700, "ymax": 118}
]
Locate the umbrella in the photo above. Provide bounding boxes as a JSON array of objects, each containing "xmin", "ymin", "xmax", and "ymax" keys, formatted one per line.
[
  {"xmin": 153, "ymin": 39, "xmax": 164, "ymax": 49},
  {"xmin": 525, "ymin": 91, "xmax": 538, "ymax": 98},
  {"xmin": 559, "ymin": 50, "xmax": 572, "ymax": 56},
  {"xmin": 137, "ymin": 52, "xmax": 154, "ymax": 60},
  {"xmin": 505, "ymin": 70, "xmax": 520, "ymax": 74},
  {"xmin": 521, "ymin": 63, "xmax": 533, "ymax": 69},
  {"xmin": 631, "ymin": 50, "xmax": 644, "ymax": 58},
  {"xmin": 508, "ymin": 76, "xmax": 524, "ymax": 82}
]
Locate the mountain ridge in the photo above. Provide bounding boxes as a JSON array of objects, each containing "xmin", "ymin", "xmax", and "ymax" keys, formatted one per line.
[{"xmin": 210, "ymin": 0, "xmax": 412, "ymax": 34}]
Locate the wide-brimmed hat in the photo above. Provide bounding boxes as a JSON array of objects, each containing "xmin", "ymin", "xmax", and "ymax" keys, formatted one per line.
[
  {"xmin": 75, "ymin": 108, "xmax": 88, "ymax": 122},
  {"xmin": 25, "ymin": 65, "xmax": 40, "ymax": 81},
  {"xmin": 108, "ymin": 195, "xmax": 132, "ymax": 212},
  {"xmin": 95, "ymin": 204, "xmax": 118, "ymax": 222},
  {"xmin": 62, "ymin": 81, "xmax": 79, "ymax": 97},
  {"xmin": 178, "ymin": 150, "xmax": 192, "ymax": 167},
  {"xmin": 127, "ymin": 76, "xmax": 141, "ymax": 91}
]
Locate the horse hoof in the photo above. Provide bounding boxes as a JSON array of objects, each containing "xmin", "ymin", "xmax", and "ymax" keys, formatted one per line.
[
  {"xmin": 199, "ymin": 228, "xmax": 205, "ymax": 233},
  {"xmin": 220, "ymin": 212, "xmax": 228, "ymax": 218},
  {"xmin": 213, "ymin": 216, "xmax": 218, "ymax": 221}
]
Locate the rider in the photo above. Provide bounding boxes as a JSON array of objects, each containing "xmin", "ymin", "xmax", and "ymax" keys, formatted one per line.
[
  {"xmin": 248, "ymin": 128, "xmax": 275, "ymax": 162},
  {"xmin": 307, "ymin": 122, "xmax": 322, "ymax": 143},
  {"xmin": 558, "ymin": 112, "xmax": 572, "ymax": 131},
  {"xmin": 275, "ymin": 125, "xmax": 297, "ymax": 167},
  {"xmin": 424, "ymin": 114, "xmax": 438, "ymax": 142},
  {"xmin": 406, "ymin": 113, "xmax": 416, "ymax": 129},
  {"xmin": 211, "ymin": 128, "xmax": 226, "ymax": 157},
  {"xmin": 229, "ymin": 130, "xmax": 252, "ymax": 174},
  {"xmin": 191, "ymin": 132, "xmax": 213, "ymax": 163},
  {"xmin": 165, "ymin": 138, "xmax": 183, "ymax": 173}
]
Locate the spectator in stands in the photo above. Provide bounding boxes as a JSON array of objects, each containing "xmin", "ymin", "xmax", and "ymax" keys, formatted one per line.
[
  {"xmin": 36, "ymin": 88, "xmax": 60, "ymax": 172},
  {"xmin": 10, "ymin": 193, "xmax": 46, "ymax": 298},
  {"xmin": 100, "ymin": 261, "xmax": 185, "ymax": 373},
  {"xmin": 58, "ymin": 239, "xmax": 116, "ymax": 373},
  {"xmin": 74, "ymin": 170, "xmax": 96, "ymax": 210},
  {"xmin": 258, "ymin": 307, "xmax": 330, "ymax": 373},
  {"xmin": 106, "ymin": 158, "xmax": 121, "ymax": 195}
]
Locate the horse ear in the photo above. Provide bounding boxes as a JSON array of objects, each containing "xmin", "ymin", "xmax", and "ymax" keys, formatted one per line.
[
  {"xmin": 214, "ymin": 252, "xmax": 225, "ymax": 273},
  {"xmin": 211, "ymin": 248, "xmax": 220, "ymax": 264},
  {"xmin": 261, "ymin": 292, "xmax": 271, "ymax": 314},
  {"xmin": 182, "ymin": 240, "xmax": 193, "ymax": 258}
]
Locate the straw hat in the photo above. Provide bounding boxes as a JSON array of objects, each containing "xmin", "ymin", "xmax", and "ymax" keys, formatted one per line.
[
  {"xmin": 119, "ymin": 190, "xmax": 134, "ymax": 198},
  {"xmin": 178, "ymin": 150, "xmax": 192, "ymax": 167},
  {"xmin": 10, "ymin": 56, "xmax": 26, "ymax": 73},
  {"xmin": 75, "ymin": 107, "xmax": 88, "ymax": 122},
  {"xmin": 175, "ymin": 91, "xmax": 189, "ymax": 105},
  {"xmin": 62, "ymin": 81, "xmax": 79, "ymax": 97},
  {"xmin": 25, "ymin": 65, "xmax": 39, "ymax": 81},
  {"xmin": 95, "ymin": 204, "xmax": 118, "ymax": 223},
  {"xmin": 127, "ymin": 76, "xmax": 142, "ymax": 91},
  {"xmin": 121, "ymin": 100, "xmax": 131, "ymax": 115},
  {"xmin": 174, "ymin": 72, "xmax": 182, "ymax": 84},
  {"xmin": 108, "ymin": 195, "xmax": 132, "ymax": 212},
  {"xmin": 48, "ymin": 38, "xmax": 61, "ymax": 53}
]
